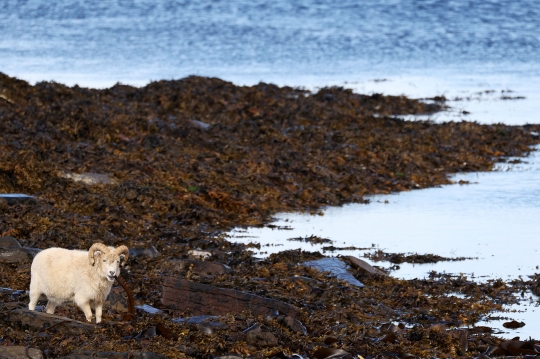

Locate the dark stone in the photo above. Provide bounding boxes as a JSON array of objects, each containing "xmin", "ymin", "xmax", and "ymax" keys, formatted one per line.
[
  {"xmin": 104, "ymin": 286, "xmax": 128, "ymax": 312},
  {"xmin": 303, "ymin": 257, "xmax": 364, "ymax": 287},
  {"xmin": 66, "ymin": 351, "xmax": 167, "ymax": 359},
  {"xmin": 0, "ymin": 193, "xmax": 38, "ymax": 205},
  {"xmin": 8, "ymin": 309, "xmax": 96, "ymax": 335},
  {"xmin": 347, "ymin": 255, "xmax": 388, "ymax": 276},
  {"xmin": 0, "ymin": 247, "xmax": 41, "ymax": 263},
  {"xmin": 162, "ymin": 278, "xmax": 299, "ymax": 318},
  {"xmin": 0, "ymin": 236, "xmax": 21, "ymax": 248},
  {"xmin": 160, "ymin": 259, "xmax": 231, "ymax": 276},
  {"xmin": 0, "ymin": 346, "xmax": 44, "ymax": 359},
  {"xmin": 129, "ymin": 246, "xmax": 160, "ymax": 258},
  {"xmin": 245, "ymin": 331, "xmax": 277, "ymax": 347},
  {"xmin": 277, "ymin": 316, "xmax": 307, "ymax": 335}
]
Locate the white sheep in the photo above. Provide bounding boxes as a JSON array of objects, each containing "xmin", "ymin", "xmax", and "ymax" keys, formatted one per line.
[{"xmin": 28, "ymin": 243, "xmax": 129, "ymax": 323}]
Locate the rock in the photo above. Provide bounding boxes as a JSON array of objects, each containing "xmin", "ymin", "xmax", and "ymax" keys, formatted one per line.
[
  {"xmin": 135, "ymin": 304, "xmax": 164, "ymax": 315},
  {"xmin": 129, "ymin": 246, "xmax": 160, "ymax": 259},
  {"xmin": 0, "ymin": 236, "xmax": 21, "ymax": 248},
  {"xmin": 191, "ymin": 119, "xmax": 211, "ymax": 130},
  {"xmin": 8, "ymin": 309, "xmax": 96, "ymax": 335},
  {"xmin": 0, "ymin": 193, "xmax": 38, "ymax": 206},
  {"xmin": 160, "ymin": 259, "xmax": 231, "ymax": 276},
  {"xmin": 346, "ymin": 255, "xmax": 388, "ymax": 276},
  {"xmin": 65, "ymin": 351, "xmax": 167, "ymax": 359},
  {"xmin": 162, "ymin": 278, "xmax": 299, "ymax": 318},
  {"xmin": 188, "ymin": 249, "xmax": 213, "ymax": 259},
  {"xmin": 303, "ymin": 257, "xmax": 364, "ymax": 288},
  {"xmin": 277, "ymin": 316, "xmax": 307, "ymax": 335},
  {"xmin": 59, "ymin": 172, "xmax": 115, "ymax": 185},
  {"xmin": 245, "ymin": 331, "xmax": 277, "ymax": 347},
  {"xmin": 0, "ymin": 247, "xmax": 41, "ymax": 263},
  {"xmin": 0, "ymin": 346, "xmax": 44, "ymax": 359},
  {"xmin": 104, "ymin": 286, "xmax": 128, "ymax": 312}
]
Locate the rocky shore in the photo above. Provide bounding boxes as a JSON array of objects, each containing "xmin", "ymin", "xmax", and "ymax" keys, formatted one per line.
[{"xmin": 1, "ymin": 72, "xmax": 540, "ymax": 358}]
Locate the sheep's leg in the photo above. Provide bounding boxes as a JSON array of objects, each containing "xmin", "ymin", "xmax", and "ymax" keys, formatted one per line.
[
  {"xmin": 45, "ymin": 301, "xmax": 57, "ymax": 314},
  {"xmin": 28, "ymin": 289, "xmax": 41, "ymax": 311},
  {"xmin": 94, "ymin": 302, "xmax": 103, "ymax": 324},
  {"xmin": 74, "ymin": 294, "xmax": 93, "ymax": 322}
]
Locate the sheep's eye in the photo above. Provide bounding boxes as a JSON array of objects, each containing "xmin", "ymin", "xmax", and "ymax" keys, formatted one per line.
[{"xmin": 103, "ymin": 259, "xmax": 106, "ymax": 262}]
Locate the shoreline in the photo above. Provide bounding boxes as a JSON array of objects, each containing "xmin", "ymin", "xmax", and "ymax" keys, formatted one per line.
[{"xmin": 1, "ymin": 72, "xmax": 540, "ymax": 357}]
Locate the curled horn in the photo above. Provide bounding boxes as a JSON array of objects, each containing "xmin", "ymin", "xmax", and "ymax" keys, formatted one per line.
[
  {"xmin": 115, "ymin": 245, "xmax": 129, "ymax": 266},
  {"xmin": 88, "ymin": 243, "xmax": 110, "ymax": 266}
]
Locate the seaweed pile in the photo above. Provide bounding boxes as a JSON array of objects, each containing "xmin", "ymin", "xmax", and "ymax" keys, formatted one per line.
[{"xmin": 1, "ymin": 72, "xmax": 540, "ymax": 358}]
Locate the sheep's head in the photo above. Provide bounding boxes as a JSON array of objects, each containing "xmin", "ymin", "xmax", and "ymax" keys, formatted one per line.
[{"xmin": 88, "ymin": 243, "xmax": 130, "ymax": 282}]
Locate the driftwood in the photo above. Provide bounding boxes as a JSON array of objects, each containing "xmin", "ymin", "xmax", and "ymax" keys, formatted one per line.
[
  {"xmin": 115, "ymin": 275, "xmax": 135, "ymax": 321},
  {"xmin": 161, "ymin": 277, "xmax": 299, "ymax": 318}
]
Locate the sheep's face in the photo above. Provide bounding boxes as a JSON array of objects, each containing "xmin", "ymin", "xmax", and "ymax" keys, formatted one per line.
[{"xmin": 95, "ymin": 252, "xmax": 123, "ymax": 282}]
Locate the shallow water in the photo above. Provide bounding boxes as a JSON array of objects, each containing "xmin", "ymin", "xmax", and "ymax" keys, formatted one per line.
[
  {"xmin": 229, "ymin": 147, "xmax": 540, "ymax": 281},
  {"xmin": 227, "ymin": 149, "xmax": 540, "ymax": 336}
]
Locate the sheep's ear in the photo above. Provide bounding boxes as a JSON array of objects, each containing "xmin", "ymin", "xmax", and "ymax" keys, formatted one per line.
[{"xmin": 89, "ymin": 250, "xmax": 102, "ymax": 265}]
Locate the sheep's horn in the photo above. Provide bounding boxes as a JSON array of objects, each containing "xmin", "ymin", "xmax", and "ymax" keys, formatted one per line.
[
  {"xmin": 115, "ymin": 245, "xmax": 129, "ymax": 266},
  {"xmin": 88, "ymin": 243, "xmax": 110, "ymax": 266}
]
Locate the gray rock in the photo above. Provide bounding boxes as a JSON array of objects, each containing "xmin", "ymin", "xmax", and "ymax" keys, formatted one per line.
[
  {"xmin": 191, "ymin": 119, "xmax": 211, "ymax": 130},
  {"xmin": 129, "ymin": 246, "xmax": 160, "ymax": 258},
  {"xmin": 0, "ymin": 236, "xmax": 21, "ymax": 248},
  {"xmin": 0, "ymin": 346, "xmax": 43, "ymax": 359},
  {"xmin": 160, "ymin": 258, "xmax": 231, "ymax": 276},
  {"xmin": 135, "ymin": 304, "xmax": 164, "ymax": 315},
  {"xmin": 0, "ymin": 193, "xmax": 37, "ymax": 206},
  {"xmin": 347, "ymin": 255, "xmax": 388, "ymax": 276},
  {"xmin": 0, "ymin": 247, "xmax": 41, "ymax": 263},
  {"xmin": 8, "ymin": 309, "xmax": 96, "ymax": 335},
  {"xmin": 303, "ymin": 257, "xmax": 364, "ymax": 288},
  {"xmin": 245, "ymin": 331, "xmax": 277, "ymax": 347}
]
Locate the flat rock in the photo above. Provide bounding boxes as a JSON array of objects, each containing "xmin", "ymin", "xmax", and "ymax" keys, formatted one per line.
[
  {"xmin": 0, "ymin": 236, "xmax": 21, "ymax": 248},
  {"xmin": 59, "ymin": 172, "xmax": 115, "ymax": 185},
  {"xmin": 160, "ymin": 259, "xmax": 231, "ymax": 276},
  {"xmin": 65, "ymin": 351, "xmax": 167, "ymax": 359},
  {"xmin": 0, "ymin": 346, "xmax": 43, "ymax": 359},
  {"xmin": 8, "ymin": 309, "xmax": 96, "ymax": 335},
  {"xmin": 0, "ymin": 193, "xmax": 37, "ymax": 206},
  {"xmin": 129, "ymin": 246, "xmax": 160, "ymax": 258},
  {"xmin": 0, "ymin": 247, "xmax": 41, "ymax": 263},
  {"xmin": 346, "ymin": 255, "xmax": 388, "ymax": 276},
  {"xmin": 303, "ymin": 257, "xmax": 364, "ymax": 288},
  {"xmin": 162, "ymin": 278, "xmax": 299, "ymax": 318}
]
